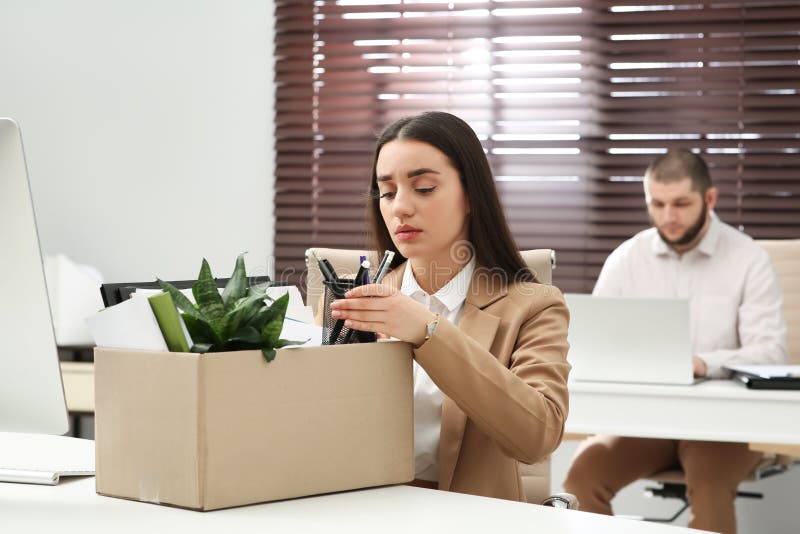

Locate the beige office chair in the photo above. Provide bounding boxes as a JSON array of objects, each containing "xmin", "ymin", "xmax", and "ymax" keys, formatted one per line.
[
  {"xmin": 304, "ymin": 247, "xmax": 576, "ymax": 509},
  {"xmin": 642, "ymin": 238, "xmax": 800, "ymax": 523}
]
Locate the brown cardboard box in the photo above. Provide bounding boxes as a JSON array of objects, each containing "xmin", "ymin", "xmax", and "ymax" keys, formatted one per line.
[{"xmin": 94, "ymin": 341, "xmax": 414, "ymax": 510}]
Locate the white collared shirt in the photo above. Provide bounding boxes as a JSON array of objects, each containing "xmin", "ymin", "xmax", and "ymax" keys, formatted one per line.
[
  {"xmin": 594, "ymin": 215, "xmax": 787, "ymax": 377},
  {"xmin": 400, "ymin": 257, "xmax": 475, "ymax": 482}
]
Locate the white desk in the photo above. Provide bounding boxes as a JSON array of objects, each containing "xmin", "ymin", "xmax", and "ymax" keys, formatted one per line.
[
  {"xmin": 0, "ymin": 477, "xmax": 709, "ymax": 533},
  {"xmin": 566, "ymin": 379, "xmax": 800, "ymax": 444}
]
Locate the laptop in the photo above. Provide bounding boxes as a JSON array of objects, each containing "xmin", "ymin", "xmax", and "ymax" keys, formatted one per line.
[{"xmin": 565, "ymin": 294, "xmax": 697, "ymax": 386}]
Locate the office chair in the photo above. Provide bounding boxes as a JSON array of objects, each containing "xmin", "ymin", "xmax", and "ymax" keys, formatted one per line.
[
  {"xmin": 642, "ymin": 238, "xmax": 800, "ymax": 523},
  {"xmin": 304, "ymin": 247, "xmax": 576, "ymax": 509}
]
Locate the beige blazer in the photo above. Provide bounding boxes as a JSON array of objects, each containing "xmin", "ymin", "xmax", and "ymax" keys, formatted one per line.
[{"xmin": 384, "ymin": 262, "xmax": 571, "ymax": 502}]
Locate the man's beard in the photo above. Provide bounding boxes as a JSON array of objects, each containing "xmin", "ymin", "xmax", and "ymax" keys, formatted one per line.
[{"xmin": 654, "ymin": 199, "xmax": 708, "ymax": 247}]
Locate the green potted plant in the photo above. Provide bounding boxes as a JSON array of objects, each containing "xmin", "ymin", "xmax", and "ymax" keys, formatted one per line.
[{"xmin": 158, "ymin": 254, "xmax": 304, "ymax": 361}]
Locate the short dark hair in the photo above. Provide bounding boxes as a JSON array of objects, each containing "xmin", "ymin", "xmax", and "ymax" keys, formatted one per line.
[
  {"xmin": 645, "ymin": 149, "xmax": 712, "ymax": 193},
  {"xmin": 367, "ymin": 111, "xmax": 535, "ymax": 283}
]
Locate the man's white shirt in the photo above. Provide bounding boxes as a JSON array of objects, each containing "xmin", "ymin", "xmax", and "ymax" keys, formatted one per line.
[{"xmin": 594, "ymin": 215, "xmax": 787, "ymax": 377}]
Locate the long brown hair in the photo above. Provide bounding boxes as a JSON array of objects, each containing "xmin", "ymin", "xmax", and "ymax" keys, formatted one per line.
[{"xmin": 367, "ymin": 111, "xmax": 536, "ymax": 283}]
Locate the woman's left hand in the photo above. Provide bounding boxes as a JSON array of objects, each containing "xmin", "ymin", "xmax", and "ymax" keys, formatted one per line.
[{"xmin": 329, "ymin": 284, "xmax": 436, "ymax": 346}]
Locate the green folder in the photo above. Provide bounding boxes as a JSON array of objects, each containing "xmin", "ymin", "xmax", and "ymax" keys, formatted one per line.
[{"xmin": 148, "ymin": 292, "xmax": 191, "ymax": 352}]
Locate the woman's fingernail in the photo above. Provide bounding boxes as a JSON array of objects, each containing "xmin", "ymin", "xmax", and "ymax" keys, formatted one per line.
[
  {"xmin": 331, "ymin": 310, "xmax": 341, "ymax": 318},
  {"xmin": 344, "ymin": 290, "xmax": 352, "ymax": 297}
]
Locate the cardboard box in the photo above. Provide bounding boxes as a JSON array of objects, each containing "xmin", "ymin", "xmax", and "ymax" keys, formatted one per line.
[{"xmin": 94, "ymin": 342, "xmax": 414, "ymax": 510}]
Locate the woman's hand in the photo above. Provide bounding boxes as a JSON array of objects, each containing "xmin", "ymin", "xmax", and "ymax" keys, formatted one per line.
[{"xmin": 329, "ymin": 284, "xmax": 436, "ymax": 346}]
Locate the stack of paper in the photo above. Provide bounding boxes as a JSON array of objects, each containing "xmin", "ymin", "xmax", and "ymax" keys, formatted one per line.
[{"xmin": 86, "ymin": 295, "xmax": 169, "ymax": 351}]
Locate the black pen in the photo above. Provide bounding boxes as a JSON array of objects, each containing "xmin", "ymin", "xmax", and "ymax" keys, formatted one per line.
[
  {"xmin": 353, "ymin": 259, "xmax": 370, "ymax": 287},
  {"xmin": 359, "ymin": 255, "xmax": 370, "ymax": 284},
  {"xmin": 311, "ymin": 250, "xmax": 337, "ymax": 283},
  {"xmin": 322, "ymin": 258, "xmax": 338, "ymax": 281},
  {"xmin": 346, "ymin": 252, "xmax": 393, "ymax": 344},
  {"xmin": 328, "ymin": 258, "xmax": 360, "ymax": 343}
]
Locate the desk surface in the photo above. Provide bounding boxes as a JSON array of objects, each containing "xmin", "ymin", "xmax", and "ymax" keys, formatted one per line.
[
  {"xmin": 566, "ymin": 379, "xmax": 800, "ymax": 444},
  {"xmin": 0, "ymin": 477, "xmax": 708, "ymax": 533},
  {"xmin": 64, "ymin": 365, "xmax": 800, "ymax": 445}
]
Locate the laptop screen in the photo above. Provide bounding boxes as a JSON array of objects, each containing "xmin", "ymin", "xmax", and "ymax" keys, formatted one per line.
[{"xmin": 565, "ymin": 294, "xmax": 695, "ymax": 386}]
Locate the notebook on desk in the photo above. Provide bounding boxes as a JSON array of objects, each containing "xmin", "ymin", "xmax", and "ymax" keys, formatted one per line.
[{"xmin": 565, "ymin": 294, "xmax": 698, "ymax": 386}]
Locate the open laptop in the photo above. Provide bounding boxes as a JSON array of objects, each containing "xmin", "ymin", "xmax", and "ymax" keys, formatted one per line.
[{"xmin": 565, "ymin": 294, "xmax": 697, "ymax": 386}]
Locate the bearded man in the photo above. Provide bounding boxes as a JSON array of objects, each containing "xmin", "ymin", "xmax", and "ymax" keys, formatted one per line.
[{"xmin": 563, "ymin": 149, "xmax": 787, "ymax": 534}]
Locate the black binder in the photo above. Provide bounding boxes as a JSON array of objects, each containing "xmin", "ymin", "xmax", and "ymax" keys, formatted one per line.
[{"xmin": 733, "ymin": 372, "xmax": 800, "ymax": 390}]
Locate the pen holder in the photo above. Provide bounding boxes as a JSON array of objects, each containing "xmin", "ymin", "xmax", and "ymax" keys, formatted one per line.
[
  {"xmin": 322, "ymin": 279, "xmax": 379, "ymax": 345},
  {"xmin": 322, "ymin": 279, "xmax": 358, "ymax": 345}
]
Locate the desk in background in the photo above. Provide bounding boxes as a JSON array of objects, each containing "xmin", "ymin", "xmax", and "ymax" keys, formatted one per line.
[
  {"xmin": 566, "ymin": 379, "xmax": 800, "ymax": 445},
  {"xmin": 0, "ymin": 477, "xmax": 711, "ymax": 533},
  {"xmin": 61, "ymin": 364, "xmax": 800, "ymax": 448}
]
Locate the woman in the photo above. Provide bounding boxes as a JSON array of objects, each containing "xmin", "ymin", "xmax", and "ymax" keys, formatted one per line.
[{"xmin": 330, "ymin": 111, "xmax": 570, "ymax": 502}]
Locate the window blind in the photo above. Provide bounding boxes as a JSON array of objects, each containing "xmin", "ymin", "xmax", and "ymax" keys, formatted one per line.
[{"xmin": 274, "ymin": 0, "xmax": 800, "ymax": 293}]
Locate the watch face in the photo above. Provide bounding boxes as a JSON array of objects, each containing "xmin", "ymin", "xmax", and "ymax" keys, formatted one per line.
[{"xmin": 427, "ymin": 316, "xmax": 439, "ymax": 338}]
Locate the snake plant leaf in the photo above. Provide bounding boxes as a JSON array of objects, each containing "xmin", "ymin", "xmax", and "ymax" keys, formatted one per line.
[
  {"xmin": 158, "ymin": 279, "xmax": 206, "ymax": 322},
  {"xmin": 182, "ymin": 314, "xmax": 223, "ymax": 346},
  {"xmin": 222, "ymin": 289, "xmax": 271, "ymax": 339},
  {"xmin": 229, "ymin": 326, "xmax": 261, "ymax": 345},
  {"xmin": 157, "ymin": 256, "xmax": 302, "ymax": 361},
  {"xmin": 247, "ymin": 302, "xmax": 281, "ymax": 333},
  {"xmin": 193, "ymin": 259, "xmax": 226, "ymax": 323},
  {"xmin": 261, "ymin": 348, "xmax": 277, "ymax": 362},
  {"xmin": 248, "ymin": 282, "xmax": 273, "ymax": 300},
  {"xmin": 274, "ymin": 338, "xmax": 309, "ymax": 348},
  {"xmin": 259, "ymin": 293, "xmax": 289, "ymax": 347},
  {"xmin": 260, "ymin": 317, "xmax": 284, "ymax": 348},
  {"xmin": 191, "ymin": 342, "xmax": 214, "ymax": 353},
  {"xmin": 222, "ymin": 254, "xmax": 248, "ymax": 307}
]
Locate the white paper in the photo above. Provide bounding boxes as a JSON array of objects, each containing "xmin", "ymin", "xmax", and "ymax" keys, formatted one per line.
[
  {"xmin": 86, "ymin": 296, "xmax": 167, "ymax": 351},
  {"xmin": 43, "ymin": 254, "xmax": 105, "ymax": 346},
  {"xmin": 724, "ymin": 364, "xmax": 800, "ymax": 379},
  {"xmin": 265, "ymin": 285, "xmax": 312, "ymax": 323},
  {"xmin": 279, "ymin": 318, "xmax": 323, "ymax": 347}
]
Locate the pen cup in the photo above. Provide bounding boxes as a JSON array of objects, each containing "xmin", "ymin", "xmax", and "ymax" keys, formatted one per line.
[{"xmin": 322, "ymin": 279, "xmax": 358, "ymax": 345}]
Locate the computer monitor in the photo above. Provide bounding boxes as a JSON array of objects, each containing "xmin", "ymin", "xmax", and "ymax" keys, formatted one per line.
[{"xmin": 0, "ymin": 118, "xmax": 69, "ymax": 434}]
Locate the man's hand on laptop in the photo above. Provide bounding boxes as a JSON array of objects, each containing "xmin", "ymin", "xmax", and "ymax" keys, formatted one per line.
[{"xmin": 692, "ymin": 356, "xmax": 708, "ymax": 378}]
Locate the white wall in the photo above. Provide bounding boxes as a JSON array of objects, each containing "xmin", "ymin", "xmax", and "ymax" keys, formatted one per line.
[{"xmin": 0, "ymin": 0, "xmax": 275, "ymax": 282}]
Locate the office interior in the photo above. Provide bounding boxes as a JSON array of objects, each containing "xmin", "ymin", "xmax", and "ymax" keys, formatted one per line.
[{"xmin": 1, "ymin": 1, "xmax": 797, "ymax": 532}]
